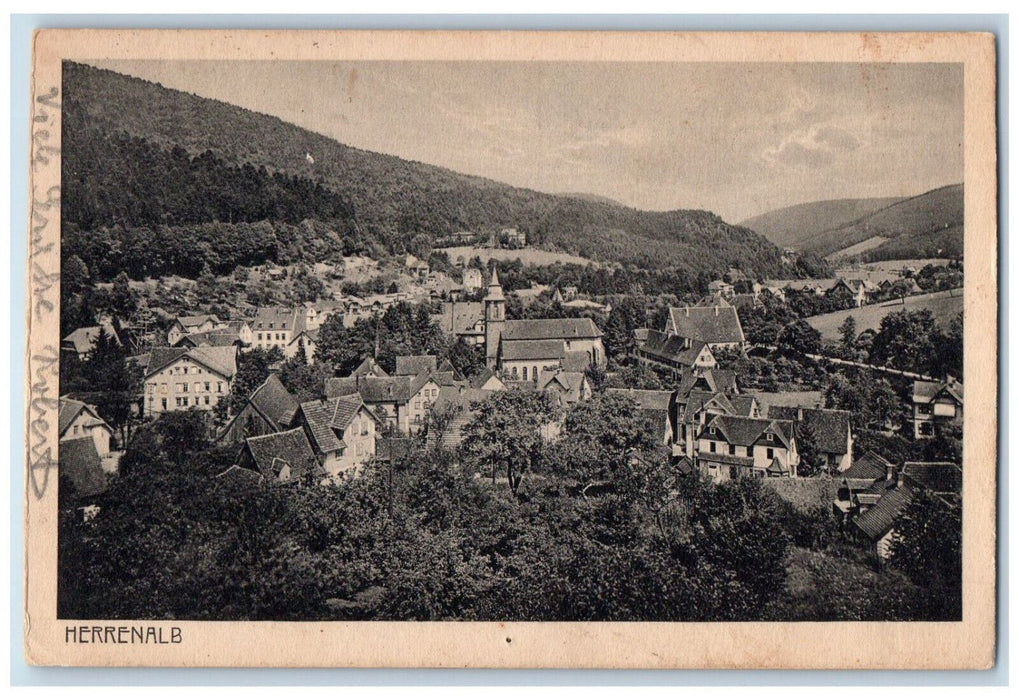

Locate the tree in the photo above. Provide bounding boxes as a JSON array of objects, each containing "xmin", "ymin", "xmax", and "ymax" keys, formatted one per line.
[
  {"xmin": 869, "ymin": 309, "xmax": 939, "ymax": 375},
  {"xmin": 794, "ymin": 419, "xmax": 823, "ymax": 476},
  {"xmin": 110, "ymin": 271, "xmax": 137, "ymax": 318},
  {"xmin": 888, "ymin": 490, "xmax": 962, "ymax": 620},
  {"xmin": 278, "ymin": 345, "xmax": 331, "ymax": 402},
  {"xmin": 776, "ymin": 319, "xmax": 822, "ymax": 357},
  {"xmin": 461, "ymin": 391, "xmax": 561, "ymax": 497},
  {"xmin": 63, "ymin": 255, "xmax": 90, "ymax": 294},
  {"xmin": 445, "ymin": 337, "xmax": 485, "ymax": 379},
  {"xmin": 838, "ymin": 315, "xmax": 857, "ymax": 358},
  {"xmin": 223, "ymin": 347, "xmax": 284, "ymax": 416}
]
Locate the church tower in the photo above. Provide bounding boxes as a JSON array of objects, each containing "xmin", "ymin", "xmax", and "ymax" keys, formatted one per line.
[{"xmin": 484, "ymin": 265, "xmax": 506, "ymax": 368}]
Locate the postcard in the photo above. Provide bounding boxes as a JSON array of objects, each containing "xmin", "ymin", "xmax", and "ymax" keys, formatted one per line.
[{"xmin": 25, "ymin": 29, "xmax": 997, "ymax": 668}]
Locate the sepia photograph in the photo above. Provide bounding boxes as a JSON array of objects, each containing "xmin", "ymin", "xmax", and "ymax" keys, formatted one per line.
[{"xmin": 24, "ymin": 29, "xmax": 997, "ymax": 669}]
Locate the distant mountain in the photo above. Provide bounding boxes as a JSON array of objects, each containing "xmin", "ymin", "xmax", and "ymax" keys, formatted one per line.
[
  {"xmin": 741, "ymin": 185, "xmax": 963, "ymax": 262},
  {"xmin": 61, "ymin": 61, "xmax": 803, "ymax": 283},
  {"xmin": 741, "ymin": 197, "xmax": 906, "ymax": 250}
]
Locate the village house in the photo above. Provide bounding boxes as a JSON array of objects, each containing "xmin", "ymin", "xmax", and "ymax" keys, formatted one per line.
[
  {"xmin": 606, "ymin": 388, "xmax": 674, "ymax": 445},
  {"xmin": 218, "ymin": 374, "xmax": 300, "ymax": 445},
  {"xmin": 61, "ymin": 321, "xmax": 121, "ymax": 360},
  {"xmin": 350, "ymin": 356, "xmax": 388, "ymax": 378},
  {"xmin": 431, "ymin": 300, "xmax": 486, "ymax": 347},
  {"xmin": 395, "ymin": 355, "xmax": 438, "ymax": 376},
  {"xmin": 325, "ymin": 372, "xmax": 443, "ymax": 436},
  {"xmin": 235, "ymin": 427, "xmax": 322, "ymax": 484},
  {"xmin": 482, "ymin": 267, "xmax": 606, "ymax": 375},
  {"xmin": 500, "ymin": 227, "xmax": 527, "ymax": 247},
  {"xmin": 668, "ymin": 369, "xmax": 759, "ymax": 460},
  {"xmin": 174, "ymin": 329, "xmax": 245, "ymax": 349},
  {"xmin": 634, "ymin": 329, "xmax": 717, "ymax": 380},
  {"xmin": 832, "ymin": 451, "xmax": 895, "ymax": 522},
  {"xmin": 911, "ymin": 377, "xmax": 963, "ymax": 439},
  {"xmin": 143, "ymin": 346, "xmax": 238, "ymax": 416},
  {"xmin": 425, "ymin": 385, "xmax": 503, "ymax": 452},
  {"xmin": 404, "ymin": 254, "xmax": 430, "ymax": 278},
  {"xmin": 664, "ymin": 305, "xmax": 746, "ymax": 353},
  {"xmin": 707, "ymin": 279, "xmax": 735, "ymax": 298},
  {"xmin": 696, "ymin": 415, "xmax": 799, "ymax": 481},
  {"xmin": 538, "ymin": 370, "xmax": 592, "ymax": 408},
  {"xmin": 166, "ymin": 314, "xmax": 224, "ymax": 346},
  {"xmin": 850, "ymin": 461, "xmax": 962, "ymax": 561},
  {"xmin": 293, "ymin": 394, "xmax": 383, "ymax": 476},
  {"xmin": 767, "ymin": 406, "xmax": 854, "ymax": 473},
  {"xmin": 58, "ymin": 396, "xmax": 118, "ymax": 473}
]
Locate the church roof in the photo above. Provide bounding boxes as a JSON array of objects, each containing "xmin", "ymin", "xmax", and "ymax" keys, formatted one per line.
[{"xmin": 502, "ymin": 317, "xmax": 602, "ymax": 341}]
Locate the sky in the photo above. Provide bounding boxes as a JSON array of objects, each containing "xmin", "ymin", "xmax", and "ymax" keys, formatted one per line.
[{"xmin": 92, "ymin": 59, "xmax": 964, "ymax": 223}]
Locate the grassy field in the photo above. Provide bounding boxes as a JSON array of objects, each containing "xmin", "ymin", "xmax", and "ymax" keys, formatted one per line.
[
  {"xmin": 804, "ymin": 288, "xmax": 963, "ymax": 340},
  {"xmin": 442, "ymin": 246, "xmax": 599, "ymax": 268}
]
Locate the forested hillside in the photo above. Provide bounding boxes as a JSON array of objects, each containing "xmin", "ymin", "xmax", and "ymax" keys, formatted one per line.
[
  {"xmin": 62, "ymin": 61, "xmax": 809, "ymax": 282},
  {"xmin": 741, "ymin": 185, "xmax": 963, "ymax": 262}
]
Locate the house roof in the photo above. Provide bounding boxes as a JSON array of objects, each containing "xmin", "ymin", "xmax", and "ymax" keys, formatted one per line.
[
  {"xmin": 430, "ymin": 301, "xmax": 485, "ymax": 335},
  {"xmin": 350, "ymin": 357, "xmax": 389, "ymax": 377},
  {"xmin": 326, "ymin": 375, "xmax": 415, "ymax": 404},
  {"xmin": 144, "ymin": 346, "xmax": 238, "ymax": 380},
  {"xmin": 729, "ymin": 395, "xmax": 759, "ymax": 417},
  {"xmin": 901, "ymin": 462, "xmax": 962, "ymax": 495},
  {"xmin": 668, "ymin": 306, "xmax": 745, "ymax": 345},
  {"xmin": 59, "ymin": 436, "xmax": 107, "ymax": 498},
  {"xmin": 176, "ymin": 314, "xmax": 221, "ymax": 328},
  {"xmin": 913, "ymin": 379, "xmax": 964, "ymax": 404},
  {"xmin": 606, "ymin": 388, "xmax": 673, "ymax": 412},
  {"xmin": 854, "ymin": 484, "xmax": 917, "ymax": 541},
  {"xmin": 843, "ymin": 451, "xmax": 893, "ymax": 482},
  {"xmin": 250, "ymin": 306, "xmax": 305, "ymax": 334},
  {"xmin": 243, "ymin": 428, "xmax": 321, "ymax": 481},
  {"xmin": 676, "ymin": 368, "xmax": 738, "ymax": 398},
  {"xmin": 768, "ymin": 406, "xmax": 852, "ymax": 455},
  {"xmin": 469, "ymin": 368, "xmax": 507, "ymax": 390},
  {"xmin": 297, "ymin": 400, "xmax": 347, "ymax": 455},
  {"xmin": 562, "ymin": 350, "xmax": 595, "ymax": 372},
  {"xmin": 177, "ymin": 330, "xmax": 240, "ymax": 348},
  {"xmin": 501, "ymin": 317, "xmax": 602, "ymax": 341},
  {"xmin": 249, "ymin": 374, "xmax": 300, "ymax": 429},
  {"xmin": 641, "ymin": 329, "xmax": 711, "ymax": 366},
  {"xmin": 214, "ymin": 464, "xmax": 265, "ymax": 491},
  {"xmin": 539, "ymin": 371, "xmax": 588, "ymax": 404},
  {"xmin": 62, "ymin": 322, "xmax": 120, "ymax": 355},
  {"xmin": 501, "ymin": 339, "xmax": 566, "ymax": 361},
  {"xmin": 58, "ymin": 397, "xmax": 111, "ymax": 438},
  {"xmin": 701, "ymin": 415, "xmax": 793, "ymax": 449},
  {"xmin": 395, "ymin": 355, "xmax": 437, "ymax": 376}
]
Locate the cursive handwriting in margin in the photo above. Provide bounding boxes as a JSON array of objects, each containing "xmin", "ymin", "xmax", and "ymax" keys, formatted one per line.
[{"xmin": 28, "ymin": 85, "xmax": 61, "ymax": 499}]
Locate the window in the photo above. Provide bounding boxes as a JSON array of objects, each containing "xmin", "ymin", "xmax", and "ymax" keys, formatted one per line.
[
  {"xmin": 73, "ymin": 425, "xmax": 79, "ymax": 435},
  {"xmin": 183, "ymin": 367, "xmax": 189, "ymax": 375},
  {"xmin": 709, "ymin": 426, "xmax": 716, "ymax": 435},
  {"xmin": 205, "ymin": 382, "xmax": 211, "ymax": 392},
  {"xmin": 414, "ymin": 401, "xmax": 421, "ymax": 410},
  {"xmin": 766, "ymin": 447, "xmax": 774, "ymax": 459},
  {"xmin": 709, "ymin": 441, "xmax": 716, "ymax": 453},
  {"xmin": 182, "ymin": 397, "xmax": 189, "ymax": 407},
  {"xmin": 729, "ymin": 444, "xmax": 736, "ymax": 455},
  {"xmin": 204, "ymin": 396, "xmax": 210, "ymax": 405},
  {"xmin": 523, "ymin": 367, "xmax": 528, "ymax": 381},
  {"xmin": 258, "ymin": 333, "xmax": 262, "ymax": 341},
  {"xmin": 176, "ymin": 397, "xmax": 183, "ymax": 407},
  {"xmin": 766, "ymin": 433, "xmax": 773, "ymax": 441},
  {"xmin": 532, "ymin": 366, "xmax": 537, "ymax": 380},
  {"xmin": 217, "ymin": 382, "xmax": 223, "ymax": 393},
  {"xmin": 182, "ymin": 383, "xmax": 189, "ymax": 393},
  {"xmin": 162, "ymin": 398, "xmax": 168, "ymax": 410}
]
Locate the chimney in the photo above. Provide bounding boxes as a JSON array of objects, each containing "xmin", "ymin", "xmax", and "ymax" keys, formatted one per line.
[
  {"xmin": 715, "ymin": 306, "xmax": 719, "ymax": 316},
  {"xmin": 797, "ymin": 407, "xmax": 803, "ymax": 422},
  {"xmin": 685, "ymin": 307, "xmax": 690, "ymax": 317}
]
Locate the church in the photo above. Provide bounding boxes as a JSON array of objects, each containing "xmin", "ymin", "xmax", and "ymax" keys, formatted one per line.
[{"xmin": 483, "ymin": 267, "xmax": 607, "ymax": 381}]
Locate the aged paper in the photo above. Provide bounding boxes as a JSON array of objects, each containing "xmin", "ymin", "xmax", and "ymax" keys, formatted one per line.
[{"xmin": 26, "ymin": 29, "xmax": 997, "ymax": 668}]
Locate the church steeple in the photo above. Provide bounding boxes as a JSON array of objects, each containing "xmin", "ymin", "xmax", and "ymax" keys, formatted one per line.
[{"xmin": 484, "ymin": 265, "xmax": 506, "ymax": 368}]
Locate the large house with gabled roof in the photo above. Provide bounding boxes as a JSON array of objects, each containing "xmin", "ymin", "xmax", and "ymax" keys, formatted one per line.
[
  {"xmin": 696, "ymin": 415, "xmax": 799, "ymax": 480},
  {"xmin": 665, "ymin": 305, "xmax": 746, "ymax": 352},
  {"xmin": 166, "ymin": 314, "xmax": 224, "ymax": 346},
  {"xmin": 911, "ymin": 377, "xmax": 963, "ymax": 439},
  {"xmin": 293, "ymin": 394, "xmax": 383, "ymax": 476},
  {"xmin": 767, "ymin": 405, "xmax": 854, "ymax": 473},
  {"xmin": 218, "ymin": 373, "xmax": 300, "ymax": 444},
  {"xmin": 236, "ymin": 427, "xmax": 322, "ymax": 484},
  {"xmin": 143, "ymin": 346, "xmax": 238, "ymax": 416},
  {"xmin": 635, "ymin": 329, "xmax": 717, "ymax": 380}
]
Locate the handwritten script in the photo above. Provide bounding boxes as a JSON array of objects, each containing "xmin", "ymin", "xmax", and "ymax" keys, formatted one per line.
[{"xmin": 28, "ymin": 85, "xmax": 61, "ymax": 499}]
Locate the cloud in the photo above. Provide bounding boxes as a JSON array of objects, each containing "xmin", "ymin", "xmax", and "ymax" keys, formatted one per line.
[{"xmin": 762, "ymin": 123, "xmax": 862, "ymax": 169}]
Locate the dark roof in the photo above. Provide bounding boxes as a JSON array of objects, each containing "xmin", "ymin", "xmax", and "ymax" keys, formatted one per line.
[
  {"xmin": 250, "ymin": 306, "xmax": 304, "ymax": 333},
  {"xmin": 676, "ymin": 369, "xmax": 738, "ymax": 398},
  {"xmin": 606, "ymin": 388, "xmax": 672, "ymax": 412},
  {"xmin": 395, "ymin": 355, "xmax": 437, "ymax": 376},
  {"xmin": 843, "ymin": 450, "xmax": 893, "ymax": 482},
  {"xmin": 243, "ymin": 428, "xmax": 321, "ymax": 481},
  {"xmin": 699, "ymin": 452, "xmax": 755, "ymax": 467},
  {"xmin": 59, "ymin": 437, "xmax": 107, "ymax": 498},
  {"xmin": 177, "ymin": 331, "xmax": 240, "ymax": 348},
  {"xmin": 177, "ymin": 314, "xmax": 221, "ymax": 328},
  {"xmin": 350, "ymin": 357, "xmax": 388, "ymax": 377},
  {"xmin": 62, "ymin": 322, "xmax": 121, "ymax": 354},
  {"xmin": 668, "ymin": 306, "xmax": 745, "ymax": 345},
  {"xmin": 901, "ymin": 462, "xmax": 962, "ymax": 495},
  {"xmin": 501, "ymin": 317, "xmax": 602, "ymax": 341},
  {"xmin": 539, "ymin": 371, "xmax": 588, "ymax": 405},
  {"xmin": 431, "ymin": 301, "xmax": 485, "ymax": 335},
  {"xmin": 215, "ymin": 464, "xmax": 265, "ymax": 491},
  {"xmin": 562, "ymin": 350, "xmax": 594, "ymax": 372},
  {"xmin": 640, "ymin": 329, "xmax": 711, "ymax": 366},
  {"xmin": 298, "ymin": 400, "xmax": 346, "ymax": 455},
  {"xmin": 913, "ymin": 379, "xmax": 964, "ymax": 404},
  {"xmin": 854, "ymin": 484, "xmax": 916, "ymax": 540},
  {"xmin": 768, "ymin": 406, "xmax": 852, "ymax": 454},
  {"xmin": 729, "ymin": 395, "xmax": 759, "ymax": 417},
  {"xmin": 501, "ymin": 339, "xmax": 566, "ymax": 361},
  {"xmin": 326, "ymin": 376, "xmax": 415, "ymax": 403},
  {"xmin": 702, "ymin": 415, "xmax": 793, "ymax": 449},
  {"xmin": 469, "ymin": 367, "xmax": 504, "ymax": 389},
  {"xmin": 249, "ymin": 374, "xmax": 300, "ymax": 429},
  {"xmin": 58, "ymin": 397, "xmax": 111, "ymax": 438}
]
